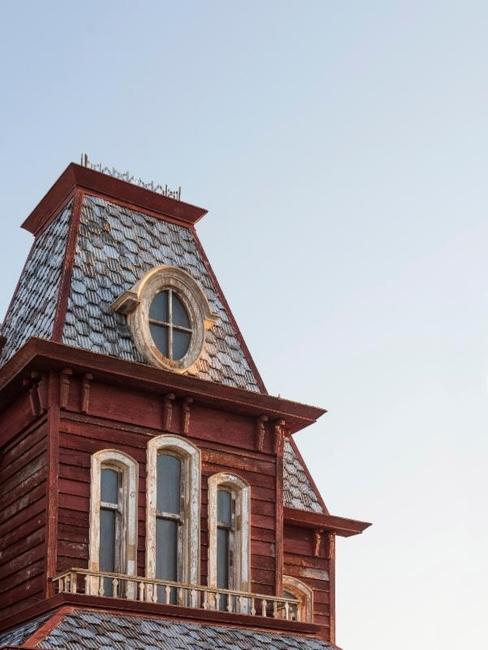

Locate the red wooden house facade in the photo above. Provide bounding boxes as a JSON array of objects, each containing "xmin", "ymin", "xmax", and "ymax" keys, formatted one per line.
[{"xmin": 0, "ymin": 163, "xmax": 370, "ymax": 649}]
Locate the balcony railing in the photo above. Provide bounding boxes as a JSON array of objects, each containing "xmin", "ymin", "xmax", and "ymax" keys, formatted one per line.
[{"xmin": 53, "ymin": 569, "xmax": 301, "ymax": 621}]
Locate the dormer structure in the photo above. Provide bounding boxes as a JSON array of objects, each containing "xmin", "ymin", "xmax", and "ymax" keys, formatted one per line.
[{"xmin": 0, "ymin": 163, "xmax": 370, "ymax": 649}]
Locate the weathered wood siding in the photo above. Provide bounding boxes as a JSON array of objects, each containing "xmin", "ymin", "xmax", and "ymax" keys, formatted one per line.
[
  {"xmin": 0, "ymin": 411, "xmax": 48, "ymax": 620},
  {"xmin": 57, "ymin": 378, "xmax": 278, "ymax": 596},
  {"xmin": 284, "ymin": 524, "xmax": 330, "ymax": 633}
]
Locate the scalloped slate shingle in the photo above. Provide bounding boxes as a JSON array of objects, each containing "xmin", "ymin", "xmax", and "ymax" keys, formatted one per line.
[
  {"xmin": 283, "ymin": 439, "xmax": 324, "ymax": 513},
  {"xmin": 34, "ymin": 610, "xmax": 333, "ymax": 649},
  {"xmin": 0, "ymin": 613, "xmax": 50, "ymax": 647},
  {"xmin": 62, "ymin": 195, "xmax": 261, "ymax": 393},
  {"xmin": 0, "ymin": 203, "xmax": 72, "ymax": 366}
]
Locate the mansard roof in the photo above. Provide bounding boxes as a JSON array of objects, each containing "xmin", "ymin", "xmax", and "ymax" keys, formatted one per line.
[
  {"xmin": 0, "ymin": 610, "xmax": 334, "ymax": 649},
  {"xmin": 0, "ymin": 168, "xmax": 264, "ymax": 393}
]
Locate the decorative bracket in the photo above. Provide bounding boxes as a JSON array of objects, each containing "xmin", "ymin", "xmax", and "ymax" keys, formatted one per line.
[
  {"xmin": 182, "ymin": 397, "xmax": 194, "ymax": 434},
  {"xmin": 60, "ymin": 368, "xmax": 73, "ymax": 410},
  {"xmin": 256, "ymin": 415, "xmax": 268, "ymax": 452},
  {"xmin": 163, "ymin": 393, "xmax": 176, "ymax": 431},
  {"xmin": 273, "ymin": 419, "xmax": 286, "ymax": 456},
  {"xmin": 23, "ymin": 371, "xmax": 45, "ymax": 418},
  {"xmin": 81, "ymin": 373, "xmax": 93, "ymax": 414},
  {"xmin": 327, "ymin": 532, "xmax": 336, "ymax": 561},
  {"xmin": 314, "ymin": 529, "xmax": 324, "ymax": 558}
]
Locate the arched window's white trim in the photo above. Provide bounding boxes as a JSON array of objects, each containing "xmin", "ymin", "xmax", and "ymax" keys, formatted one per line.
[
  {"xmin": 146, "ymin": 434, "xmax": 201, "ymax": 585},
  {"xmin": 207, "ymin": 472, "xmax": 251, "ymax": 593},
  {"xmin": 283, "ymin": 575, "xmax": 314, "ymax": 623},
  {"xmin": 89, "ymin": 449, "xmax": 138, "ymax": 591}
]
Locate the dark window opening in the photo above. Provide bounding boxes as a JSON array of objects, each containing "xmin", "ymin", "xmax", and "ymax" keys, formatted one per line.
[
  {"xmin": 156, "ymin": 452, "xmax": 183, "ymax": 603},
  {"xmin": 149, "ymin": 290, "xmax": 192, "ymax": 361},
  {"xmin": 217, "ymin": 488, "xmax": 235, "ymax": 610},
  {"xmin": 99, "ymin": 467, "xmax": 122, "ymax": 596}
]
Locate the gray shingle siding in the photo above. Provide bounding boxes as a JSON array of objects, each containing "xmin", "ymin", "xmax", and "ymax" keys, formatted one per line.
[
  {"xmin": 0, "ymin": 203, "xmax": 71, "ymax": 366},
  {"xmin": 36, "ymin": 610, "xmax": 333, "ymax": 649},
  {"xmin": 283, "ymin": 439, "xmax": 324, "ymax": 513},
  {"xmin": 62, "ymin": 196, "xmax": 261, "ymax": 393},
  {"xmin": 0, "ymin": 613, "xmax": 50, "ymax": 647}
]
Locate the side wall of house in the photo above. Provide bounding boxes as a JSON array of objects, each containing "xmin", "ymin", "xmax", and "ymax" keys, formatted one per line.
[
  {"xmin": 0, "ymin": 392, "xmax": 49, "ymax": 620},
  {"xmin": 284, "ymin": 524, "xmax": 331, "ymax": 635}
]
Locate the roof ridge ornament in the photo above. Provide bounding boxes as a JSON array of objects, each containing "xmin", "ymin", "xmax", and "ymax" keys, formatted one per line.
[{"xmin": 80, "ymin": 153, "xmax": 182, "ymax": 201}]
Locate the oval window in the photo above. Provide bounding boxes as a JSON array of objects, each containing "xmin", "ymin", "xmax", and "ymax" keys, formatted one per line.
[{"xmin": 149, "ymin": 290, "xmax": 192, "ymax": 361}]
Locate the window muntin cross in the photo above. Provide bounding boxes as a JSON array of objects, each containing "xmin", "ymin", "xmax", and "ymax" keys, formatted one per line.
[{"xmin": 149, "ymin": 290, "xmax": 192, "ymax": 361}]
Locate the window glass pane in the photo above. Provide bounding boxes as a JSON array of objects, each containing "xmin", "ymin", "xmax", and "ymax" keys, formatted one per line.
[
  {"xmin": 149, "ymin": 291, "xmax": 169, "ymax": 322},
  {"xmin": 172, "ymin": 330, "xmax": 191, "ymax": 360},
  {"xmin": 172, "ymin": 293, "xmax": 190, "ymax": 328},
  {"xmin": 157, "ymin": 454, "xmax": 181, "ymax": 514},
  {"xmin": 101, "ymin": 468, "xmax": 119, "ymax": 505},
  {"xmin": 217, "ymin": 489, "xmax": 232, "ymax": 526},
  {"xmin": 150, "ymin": 323, "xmax": 169, "ymax": 356},
  {"xmin": 217, "ymin": 527, "xmax": 230, "ymax": 590},
  {"xmin": 156, "ymin": 518, "xmax": 178, "ymax": 581},
  {"xmin": 99, "ymin": 508, "xmax": 116, "ymax": 572}
]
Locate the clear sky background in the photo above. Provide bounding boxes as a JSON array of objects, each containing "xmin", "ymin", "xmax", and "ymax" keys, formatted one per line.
[{"xmin": 1, "ymin": 2, "xmax": 487, "ymax": 648}]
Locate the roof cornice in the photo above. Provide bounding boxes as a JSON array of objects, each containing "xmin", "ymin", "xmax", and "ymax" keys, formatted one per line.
[
  {"xmin": 0, "ymin": 338, "xmax": 326, "ymax": 433},
  {"xmin": 22, "ymin": 163, "xmax": 208, "ymax": 235}
]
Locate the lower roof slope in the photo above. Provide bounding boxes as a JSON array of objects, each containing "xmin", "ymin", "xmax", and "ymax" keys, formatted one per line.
[{"xmin": 0, "ymin": 610, "xmax": 334, "ymax": 650}]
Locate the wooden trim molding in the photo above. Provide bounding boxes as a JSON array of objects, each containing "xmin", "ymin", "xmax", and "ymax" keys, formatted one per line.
[
  {"xmin": 283, "ymin": 508, "xmax": 371, "ymax": 537},
  {"xmin": 283, "ymin": 575, "xmax": 314, "ymax": 623},
  {"xmin": 88, "ymin": 449, "xmax": 139, "ymax": 590},
  {"xmin": 22, "ymin": 163, "xmax": 208, "ymax": 235},
  {"xmin": 146, "ymin": 435, "xmax": 201, "ymax": 586},
  {"xmin": 0, "ymin": 338, "xmax": 326, "ymax": 433},
  {"xmin": 207, "ymin": 472, "xmax": 251, "ymax": 594},
  {"xmin": 112, "ymin": 265, "xmax": 217, "ymax": 373}
]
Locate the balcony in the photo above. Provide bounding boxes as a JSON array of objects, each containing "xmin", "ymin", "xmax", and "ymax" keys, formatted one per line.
[{"xmin": 53, "ymin": 569, "xmax": 301, "ymax": 622}]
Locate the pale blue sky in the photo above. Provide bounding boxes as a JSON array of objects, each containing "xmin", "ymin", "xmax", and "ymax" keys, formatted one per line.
[{"xmin": 1, "ymin": 2, "xmax": 487, "ymax": 648}]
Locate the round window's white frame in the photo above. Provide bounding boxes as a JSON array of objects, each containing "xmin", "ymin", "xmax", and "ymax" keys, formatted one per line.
[{"xmin": 112, "ymin": 265, "xmax": 216, "ymax": 372}]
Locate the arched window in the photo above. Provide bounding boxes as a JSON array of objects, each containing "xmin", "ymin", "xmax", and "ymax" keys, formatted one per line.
[
  {"xmin": 207, "ymin": 473, "xmax": 250, "ymax": 605},
  {"xmin": 146, "ymin": 435, "xmax": 200, "ymax": 598},
  {"xmin": 89, "ymin": 450, "xmax": 138, "ymax": 596},
  {"xmin": 283, "ymin": 575, "xmax": 314, "ymax": 622}
]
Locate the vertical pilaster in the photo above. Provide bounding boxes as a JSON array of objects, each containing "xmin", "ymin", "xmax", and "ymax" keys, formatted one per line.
[{"xmin": 44, "ymin": 371, "xmax": 61, "ymax": 597}]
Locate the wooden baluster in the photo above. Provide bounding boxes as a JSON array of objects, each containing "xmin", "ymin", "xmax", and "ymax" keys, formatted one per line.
[
  {"xmin": 152, "ymin": 584, "xmax": 158, "ymax": 603},
  {"xmin": 70, "ymin": 572, "xmax": 77, "ymax": 594},
  {"xmin": 285, "ymin": 601, "xmax": 290, "ymax": 621},
  {"xmin": 165, "ymin": 585, "xmax": 171, "ymax": 605},
  {"xmin": 113, "ymin": 578, "xmax": 119, "ymax": 598},
  {"xmin": 99, "ymin": 578, "xmax": 105, "ymax": 597},
  {"xmin": 261, "ymin": 599, "xmax": 267, "ymax": 617},
  {"xmin": 227, "ymin": 594, "xmax": 233, "ymax": 613},
  {"xmin": 273, "ymin": 600, "xmax": 278, "ymax": 618},
  {"xmin": 203, "ymin": 590, "xmax": 208, "ymax": 610},
  {"xmin": 251, "ymin": 597, "xmax": 256, "ymax": 616},
  {"xmin": 139, "ymin": 582, "xmax": 145, "ymax": 601},
  {"xmin": 216, "ymin": 592, "xmax": 221, "ymax": 611},
  {"xmin": 84, "ymin": 575, "xmax": 89, "ymax": 595}
]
